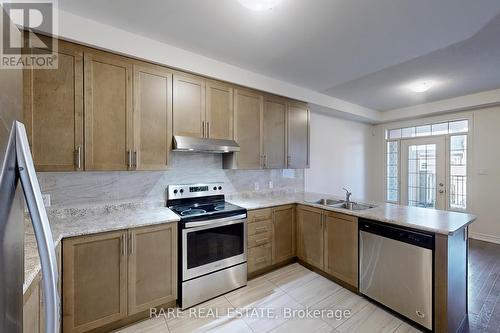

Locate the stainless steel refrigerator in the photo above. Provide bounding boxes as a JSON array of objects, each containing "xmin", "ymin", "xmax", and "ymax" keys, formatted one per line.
[{"xmin": 1, "ymin": 6, "xmax": 60, "ymax": 332}]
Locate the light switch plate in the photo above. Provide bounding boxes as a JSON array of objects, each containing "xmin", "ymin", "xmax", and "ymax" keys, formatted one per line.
[{"xmin": 254, "ymin": 182, "xmax": 260, "ymax": 191}]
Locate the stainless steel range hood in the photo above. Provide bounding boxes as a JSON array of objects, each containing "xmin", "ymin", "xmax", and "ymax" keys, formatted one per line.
[{"xmin": 173, "ymin": 136, "xmax": 240, "ymax": 153}]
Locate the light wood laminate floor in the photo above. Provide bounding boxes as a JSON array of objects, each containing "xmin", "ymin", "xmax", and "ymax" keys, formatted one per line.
[{"xmin": 115, "ymin": 239, "xmax": 500, "ymax": 333}]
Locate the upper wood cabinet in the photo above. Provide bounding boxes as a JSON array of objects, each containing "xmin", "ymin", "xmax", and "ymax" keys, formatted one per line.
[
  {"xmin": 127, "ymin": 224, "xmax": 177, "ymax": 315},
  {"xmin": 324, "ymin": 211, "xmax": 358, "ymax": 288},
  {"xmin": 206, "ymin": 80, "xmax": 234, "ymax": 140},
  {"xmin": 63, "ymin": 231, "xmax": 128, "ymax": 333},
  {"xmin": 272, "ymin": 205, "xmax": 295, "ymax": 264},
  {"xmin": 224, "ymin": 88, "xmax": 263, "ymax": 169},
  {"xmin": 24, "ymin": 40, "xmax": 84, "ymax": 171},
  {"xmin": 287, "ymin": 102, "xmax": 310, "ymax": 168},
  {"xmin": 172, "ymin": 73, "xmax": 206, "ymax": 138},
  {"xmin": 296, "ymin": 205, "xmax": 324, "ymax": 270},
  {"xmin": 84, "ymin": 51, "xmax": 133, "ymax": 171},
  {"xmin": 133, "ymin": 64, "xmax": 173, "ymax": 170},
  {"xmin": 263, "ymin": 97, "xmax": 287, "ymax": 169}
]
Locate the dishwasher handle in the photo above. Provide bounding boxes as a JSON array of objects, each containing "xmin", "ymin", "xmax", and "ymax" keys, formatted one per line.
[{"xmin": 359, "ymin": 219, "xmax": 434, "ymax": 250}]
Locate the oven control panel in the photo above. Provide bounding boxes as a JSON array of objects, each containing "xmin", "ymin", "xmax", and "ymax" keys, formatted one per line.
[{"xmin": 167, "ymin": 183, "xmax": 224, "ymax": 199}]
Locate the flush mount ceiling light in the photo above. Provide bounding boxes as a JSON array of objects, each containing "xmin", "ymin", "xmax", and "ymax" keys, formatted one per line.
[
  {"xmin": 238, "ymin": 0, "xmax": 283, "ymax": 11},
  {"xmin": 407, "ymin": 80, "xmax": 435, "ymax": 93}
]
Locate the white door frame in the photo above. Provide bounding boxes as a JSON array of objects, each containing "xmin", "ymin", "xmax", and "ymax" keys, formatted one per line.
[{"xmin": 401, "ymin": 136, "xmax": 447, "ymax": 210}]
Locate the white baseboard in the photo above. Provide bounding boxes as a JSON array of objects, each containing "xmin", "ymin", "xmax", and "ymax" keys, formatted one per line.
[{"xmin": 469, "ymin": 232, "xmax": 500, "ymax": 245}]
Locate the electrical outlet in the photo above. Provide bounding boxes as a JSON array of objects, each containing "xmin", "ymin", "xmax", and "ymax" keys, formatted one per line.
[
  {"xmin": 254, "ymin": 182, "xmax": 260, "ymax": 191},
  {"xmin": 268, "ymin": 181, "xmax": 273, "ymax": 189},
  {"xmin": 42, "ymin": 193, "xmax": 51, "ymax": 207},
  {"xmin": 282, "ymin": 169, "xmax": 294, "ymax": 178}
]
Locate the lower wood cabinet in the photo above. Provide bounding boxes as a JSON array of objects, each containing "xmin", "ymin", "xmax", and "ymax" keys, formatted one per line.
[
  {"xmin": 62, "ymin": 224, "xmax": 177, "ymax": 333},
  {"xmin": 272, "ymin": 205, "xmax": 295, "ymax": 264},
  {"xmin": 23, "ymin": 280, "xmax": 40, "ymax": 333},
  {"xmin": 247, "ymin": 205, "xmax": 296, "ymax": 274},
  {"xmin": 127, "ymin": 224, "xmax": 177, "ymax": 315},
  {"xmin": 296, "ymin": 205, "xmax": 324, "ymax": 270},
  {"xmin": 323, "ymin": 211, "xmax": 358, "ymax": 288},
  {"xmin": 63, "ymin": 230, "xmax": 128, "ymax": 333}
]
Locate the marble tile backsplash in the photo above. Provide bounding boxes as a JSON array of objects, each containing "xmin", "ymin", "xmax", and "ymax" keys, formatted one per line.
[{"xmin": 37, "ymin": 152, "xmax": 304, "ymax": 207}]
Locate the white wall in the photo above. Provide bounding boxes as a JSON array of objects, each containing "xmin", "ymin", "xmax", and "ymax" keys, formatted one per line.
[
  {"xmin": 372, "ymin": 107, "xmax": 500, "ymax": 243},
  {"xmin": 305, "ymin": 110, "xmax": 377, "ymax": 201}
]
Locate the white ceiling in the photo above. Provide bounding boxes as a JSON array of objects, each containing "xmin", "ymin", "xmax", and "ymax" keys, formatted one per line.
[{"xmin": 59, "ymin": 0, "xmax": 500, "ymax": 112}]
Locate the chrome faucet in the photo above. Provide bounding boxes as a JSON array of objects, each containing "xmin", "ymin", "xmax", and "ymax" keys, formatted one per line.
[{"xmin": 342, "ymin": 187, "xmax": 352, "ymax": 203}]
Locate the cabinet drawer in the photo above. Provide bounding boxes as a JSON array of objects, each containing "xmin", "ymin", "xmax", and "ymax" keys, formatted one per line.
[
  {"xmin": 248, "ymin": 243, "xmax": 272, "ymax": 273},
  {"xmin": 248, "ymin": 220, "xmax": 272, "ymax": 236},
  {"xmin": 248, "ymin": 208, "xmax": 272, "ymax": 223},
  {"xmin": 248, "ymin": 231, "xmax": 272, "ymax": 248}
]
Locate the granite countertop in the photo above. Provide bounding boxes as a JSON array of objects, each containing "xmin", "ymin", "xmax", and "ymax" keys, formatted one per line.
[
  {"xmin": 24, "ymin": 191, "xmax": 476, "ymax": 295},
  {"xmin": 227, "ymin": 192, "xmax": 477, "ymax": 236},
  {"xmin": 24, "ymin": 201, "xmax": 179, "ymax": 294}
]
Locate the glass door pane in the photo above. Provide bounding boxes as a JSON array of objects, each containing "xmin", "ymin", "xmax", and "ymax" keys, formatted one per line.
[
  {"xmin": 407, "ymin": 144, "xmax": 436, "ymax": 208},
  {"xmin": 401, "ymin": 137, "xmax": 446, "ymax": 210}
]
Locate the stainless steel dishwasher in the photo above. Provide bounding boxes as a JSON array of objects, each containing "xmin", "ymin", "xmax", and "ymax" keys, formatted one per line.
[{"xmin": 359, "ymin": 219, "xmax": 434, "ymax": 330}]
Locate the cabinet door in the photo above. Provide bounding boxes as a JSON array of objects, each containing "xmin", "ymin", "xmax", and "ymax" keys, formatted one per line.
[
  {"xmin": 206, "ymin": 81, "xmax": 234, "ymax": 140},
  {"xmin": 173, "ymin": 73, "xmax": 205, "ymax": 137},
  {"xmin": 296, "ymin": 205, "xmax": 323, "ymax": 269},
  {"xmin": 23, "ymin": 281, "xmax": 40, "ymax": 333},
  {"xmin": 272, "ymin": 205, "xmax": 295, "ymax": 264},
  {"xmin": 263, "ymin": 97, "xmax": 286, "ymax": 169},
  {"xmin": 24, "ymin": 40, "xmax": 84, "ymax": 171},
  {"xmin": 84, "ymin": 51, "xmax": 133, "ymax": 171},
  {"xmin": 324, "ymin": 212, "xmax": 358, "ymax": 287},
  {"xmin": 233, "ymin": 89, "xmax": 263, "ymax": 169},
  {"xmin": 63, "ymin": 231, "xmax": 128, "ymax": 333},
  {"xmin": 128, "ymin": 224, "xmax": 177, "ymax": 315},
  {"xmin": 133, "ymin": 64, "xmax": 173, "ymax": 170},
  {"xmin": 287, "ymin": 102, "xmax": 309, "ymax": 169}
]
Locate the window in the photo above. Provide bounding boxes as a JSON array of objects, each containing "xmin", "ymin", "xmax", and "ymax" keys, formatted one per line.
[
  {"xmin": 386, "ymin": 141, "xmax": 398, "ymax": 202},
  {"xmin": 449, "ymin": 135, "xmax": 467, "ymax": 210},
  {"xmin": 386, "ymin": 119, "xmax": 468, "ymax": 139}
]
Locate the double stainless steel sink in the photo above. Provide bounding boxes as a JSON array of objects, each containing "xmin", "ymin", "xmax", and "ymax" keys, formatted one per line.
[{"xmin": 309, "ymin": 198, "xmax": 376, "ymax": 211}]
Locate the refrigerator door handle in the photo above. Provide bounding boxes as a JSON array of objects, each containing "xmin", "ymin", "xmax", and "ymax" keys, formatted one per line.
[{"xmin": 15, "ymin": 122, "xmax": 60, "ymax": 333}]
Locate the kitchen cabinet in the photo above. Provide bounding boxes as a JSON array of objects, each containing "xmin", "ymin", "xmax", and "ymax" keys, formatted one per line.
[
  {"xmin": 287, "ymin": 102, "xmax": 309, "ymax": 169},
  {"xmin": 247, "ymin": 208, "xmax": 273, "ymax": 274},
  {"xmin": 133, "ymin": 64, "xmax": 173, "ymax": 170},
  {"xmin": 206, "ymin": 80, "xmax": 234, "ymax": 140},
  {"xmin": 24, "ymin": 39, "xmax": 84, "ymax": 171},
  {"xmin": 296, "ymin": 205, "xmax": 324, "ymax": 270},
  {"xmin": 84, "ymin": 50, "xmax": 133, "ymax": 171},
  {"xmin": 263, "ymin": 96, "xmax": 287, "ymax": 169},
  {"xmin": 127, "ymin": 224, "xmax": 177, "ymax": 314},
  {"xmin": 224, "ymin": 88, "xmax": 263, "ymax": 169},
  {"xmin": 172, "ymin": 73, "xmax": 206, "ymax": 138},
  {"xmin": 63, "ymin": 231, "xmax": 128, "ymax": 333},
  {"xmin": 272, "ymin": 205, "xmax": 295, "ymax": 264},
  {"xmin": 323, "ymin": 211, "xmax": 358, "ymax": 287},
  {"xmin": 62, "ymin": 225, "xmax": 177, "ymax": 332},
  {"xmin": 23, "ymin": 280, "xmax": 40, "ymax": 333}
]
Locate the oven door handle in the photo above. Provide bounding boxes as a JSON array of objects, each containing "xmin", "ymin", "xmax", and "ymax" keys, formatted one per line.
[{"xmin": 184, "ymin": 214, "xmax": 247, "ymax": 229}]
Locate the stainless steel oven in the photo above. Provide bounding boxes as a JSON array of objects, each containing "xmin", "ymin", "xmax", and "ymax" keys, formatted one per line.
[
  {"xmin": 182, "ymin": 214, "xmax": 247, "ymax": 280},
  {"xmin": 167, "ymin": 183, "xmax": 248, "ymax": 309}
]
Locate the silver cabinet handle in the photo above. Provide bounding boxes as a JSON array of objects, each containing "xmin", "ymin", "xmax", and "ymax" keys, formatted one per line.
[
  {"xmin": 202, "ymin": 121, "xmax": 205, "ymax": 137},
  {"xmin": 133, "ymin": 151, "xmax": 138, "ymax": 169},
  {"xmin": 15, "ymin": 122, "xmax": 60, "ymax": 333},
  {"xmin": 74, "ymin": 146, "xmax": 82, "ymax": 169},
  {"xmin": 255, "ymin": 226, "xmax": 268, "ymax": 233},
  {"xmin": 255, "ymin": 257, "xmax": 267, "ymax": 263},
  {"xmin": 128, "ymin": 233, "xmax": 134, "ymax": 255},
  {"xmin": 207, "ymin": 121, "xmax": 210, "ymax": 138},
  {"xmin": 121, "ymin": 234, "xmax": 126, "ymax": 256},
  {"xmin": 255, "ymin": 238, "xmax": 268, "ymax": 244},
  {"xmin": 127, "ymin": 150, "xmax": 132, "ymax": 169}
]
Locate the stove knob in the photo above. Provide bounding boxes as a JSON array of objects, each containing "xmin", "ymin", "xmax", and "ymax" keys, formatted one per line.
[
  {"xmin": 173, "ymin": 189, "xmax": 178, "ymax": 194},
  {"xmin": 179, "ymin": 189, "xmax": 184, "ymax": 194},
  {"xmin": 218, "ymin": 186, "xmax": 222, "ymax": 190},
  {"xmin": 213, "ymin": 186, "xmax": 217, "ymax": 191}
]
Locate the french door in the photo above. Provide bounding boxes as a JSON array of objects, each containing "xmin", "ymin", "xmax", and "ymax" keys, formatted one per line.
[{"xmin": 401, "ymin": 137, "xmax": 446, "ymax": 210}]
